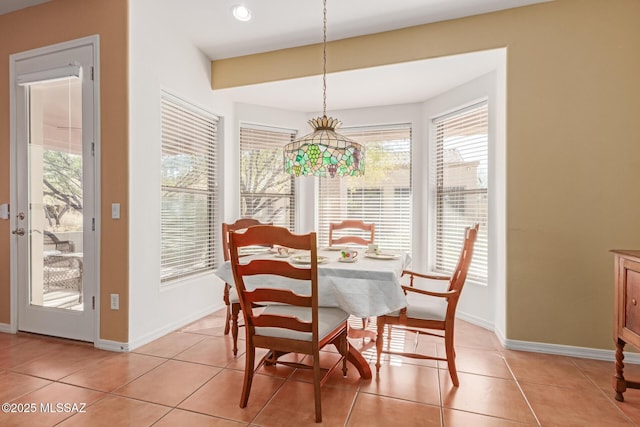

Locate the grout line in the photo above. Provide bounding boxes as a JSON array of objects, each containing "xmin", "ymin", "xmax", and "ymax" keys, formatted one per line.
[
  {"xmin": 568, "ymin": 358, "xmax": 638, "ymax": 426},
  {"xmin": 501, "ymin": 355, "xmax": 542, "ymax": 427}
]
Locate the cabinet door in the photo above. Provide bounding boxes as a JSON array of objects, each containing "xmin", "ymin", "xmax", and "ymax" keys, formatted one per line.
[{"xmin": 626, "ymin": 268, "xmax": 640, "ymax": 335}]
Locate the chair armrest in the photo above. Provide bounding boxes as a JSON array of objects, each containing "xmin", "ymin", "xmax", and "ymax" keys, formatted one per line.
[
  {"xmin": 402, "ymin": 270, "xmax": 451, "ymax": 281},
  {"xmin": 401, "ymin": 285, "xmax": 457, "ymax": 298}
]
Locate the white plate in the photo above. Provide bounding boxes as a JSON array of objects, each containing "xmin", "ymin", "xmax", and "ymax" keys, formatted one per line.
[
  {"xmin": 324, "ymin": 246, "xmax": 343, "ymax": 251},
  {"xmin": 290, "ymin": 255, "xmax": 328, "ymax": 264},
  {"xmin": 338, "ymin": 257, "xmax": 358, "ymax": 263},
  {"xmin": 274, "ymin": 253, "xmax": 290, "ymax": 258},
  {"xmin": 364, "ymin": 253, "xmax": 400, "ymax": 260}
]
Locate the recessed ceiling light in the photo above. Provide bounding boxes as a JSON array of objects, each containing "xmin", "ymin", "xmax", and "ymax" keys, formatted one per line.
[{"xmin": 232, "ymin": 5, "xmax": 251, "ymax": 22}]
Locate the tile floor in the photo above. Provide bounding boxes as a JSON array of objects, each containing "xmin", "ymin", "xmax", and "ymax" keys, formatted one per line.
[{"xmin": 1, "ymin": 309, "xmax": 639, "ymax": 426}]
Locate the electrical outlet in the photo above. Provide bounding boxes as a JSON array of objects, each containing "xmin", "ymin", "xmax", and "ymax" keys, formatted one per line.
[{"xmin": 110, "ymin": 293, "xmax": 119, "ymax": 310}]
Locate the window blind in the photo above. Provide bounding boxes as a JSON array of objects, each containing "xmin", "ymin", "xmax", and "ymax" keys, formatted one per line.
[
  {"xmin": 318, "ymin": 125, "xmax": 412, "ymax": 252},
  {"xmin": 433, "ymin": 102, "xmax": 488, "ymax": 284},
  {"xmin": 240, "ymin": 124, "xmax": 296, "ymax": 230},
  {"xmin": 160, "ymin": 92, "xmax": 218, "ymax": 282}
]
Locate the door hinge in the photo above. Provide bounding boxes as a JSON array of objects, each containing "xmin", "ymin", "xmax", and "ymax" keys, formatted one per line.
[
  {"xmin": 92, "ymin": 218, "xmax": 95, "ymax": 231},
  {"xmin": 91, "ymin": 142, "xmax": 95, "ymax": 156},
  {"xmin": 90, "ymin": 66, "xmax": 94, "ymax": 81},
  {"xmin": 92, "ymin": 296, "xmax": 95, "ymax": 310}
]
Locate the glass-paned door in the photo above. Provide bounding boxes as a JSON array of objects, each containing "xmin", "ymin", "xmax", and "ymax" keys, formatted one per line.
[{"xmin": 13, "ymin": 39, "xmax": 97, "ymax": 342}]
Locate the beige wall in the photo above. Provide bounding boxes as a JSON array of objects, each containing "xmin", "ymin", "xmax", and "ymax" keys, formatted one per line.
[
  {"xmin": 0, "ymin": 0, "xmax": 129, "ymax": 342},
  {"xmin": 212, "ymin": 0, "xmax": 640, "ymax": 350}
]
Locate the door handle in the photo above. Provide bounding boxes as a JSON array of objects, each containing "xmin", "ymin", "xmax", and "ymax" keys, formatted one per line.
[{"xmin": 11, "ymin": 228, "xmax": 25, "ymax": 236}]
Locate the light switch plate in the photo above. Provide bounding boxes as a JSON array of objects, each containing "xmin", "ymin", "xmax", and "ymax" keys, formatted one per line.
[
  {"xmin": 111, "ymin": 203, "xmax": 120, "ymax": 219},
  {"xmin": 0, "ymin": 204, "xmax": 8, "ymax": 220}
]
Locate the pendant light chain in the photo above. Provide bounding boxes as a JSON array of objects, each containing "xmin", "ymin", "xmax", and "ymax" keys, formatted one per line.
[
  {"xmin": 282, "ymin": 0, "xmax": 364, "ymax": 177},
  {"xmin": 322, "ymin": 0, "xmax": 327, "ymax": 118}
]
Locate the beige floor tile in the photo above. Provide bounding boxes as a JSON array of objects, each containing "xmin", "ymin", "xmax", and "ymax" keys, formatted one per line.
[
  {"xmin": 132, "ymin": 331, "xmax": 206, "ymax": 358},
  {"xmin": 374, "ymin": 328, "xmax": 439, "ymax": 369},
  {"xmin": 611, "ymin": 388, "xmax": 640, "ymax": 425},
  {"xmin": 0, "ymin": 339, "xmax": 66, "ymax": 370},
  {"xmin": 174, "ymin": 336, "xmax": 242, "ymax": 367},
  {"xmin": 57, "ymin": 395, "xmax": 170, "ymax": 427},
  {"xmin": 59, "ymin": 352, "xmax": 165, "ymax": 392},
  {"xmin": 520, "ymin": 381, "xmax": 634, "ymax": 426},
  {"xmin": 11, "ymin": 342, "xmax": 111, "ymax": 380},
  {"xmin": 360, "ymin": 363, "xmax": 441, "ymax": 406},
  {"xmin": 437, "ymin": 344, "xmax": 513, "ymax": 379},
  {"xmin": 154, "ymin": 408, "xmax": 246, "ymax": 426},
  {"xmin": 347, "ymin": 393, "xmax": 441, "ymax": 427},
  {"xmin": 225, "ymin": 348, "xmax": 299, "ymax": 379},
  {"xmin": 454, "ymin": 320, "xmax": 503, "ymax": 351},
  {"xmin": 0, "ymin": 370, "xmax": 51, "ymax": 402},
  {"xmin": 253, "ymin": 379, "xmax": 357, "ymax": 426},
  {"xmin": 442, "ymin": 408, "xmax": 539, "ymax": 426},
  {"xmin": 288, "ymin": 352, "xmax": 363, "ymax": 389},
  {"xmin": 179, "ymin": 368, "xmax": 284, "ymax": 423},
  {"xmin": 114, "ymin": 359, "xmax": 220, "ymax": 406},
  {"xmin": 440, "ymin": 371, "xmax": 536, "ymax": 424},
  {"xmin": 503, "ymin": 349, "xmax": 594, "ymax": 389},
  {"xmin": 1, "ymin": 307, "xmax": 636, "ymax": 426},
  {"xmin": 4, "ymin": 381, "xmax": 106, "ymax": 426}
]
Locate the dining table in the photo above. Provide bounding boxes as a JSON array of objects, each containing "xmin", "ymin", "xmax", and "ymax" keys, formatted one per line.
[{"xmin": 214, "ymin": 246, "xmax": 411, "ymax": 379}]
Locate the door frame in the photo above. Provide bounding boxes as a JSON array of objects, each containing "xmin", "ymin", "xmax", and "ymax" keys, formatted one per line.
[{"xmin": 8, "ymin": 35, "xmax": 101, "ymax": 343}]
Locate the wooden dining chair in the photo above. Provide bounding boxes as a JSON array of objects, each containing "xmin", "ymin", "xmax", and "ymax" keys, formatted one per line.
[
  {"xmin": 329, "ymin": 219, "xmax": 376, "ymax": 329},
  {"xmin": 229, "ymin": 225, "xmax": 350, "ymax": 423},
  {"xmin": 375, "ymin": 223, "xmax": 479, "ymax": 386},
  {"xmin": 328, "ymin": 219, "xmax": 375, "ymax": 247},
  {"xmin": 221, "ymin": 218, "xmax": 272, "ymax": 356}
]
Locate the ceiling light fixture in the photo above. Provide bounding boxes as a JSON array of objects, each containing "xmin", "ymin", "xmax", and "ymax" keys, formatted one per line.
[
  {"xmin": 232, "ymin": 5, "xmax": 251, "ymax": 22},
  {"xmin": 283, "ymin": 0, "xmax": 364, "ymax": 178}
]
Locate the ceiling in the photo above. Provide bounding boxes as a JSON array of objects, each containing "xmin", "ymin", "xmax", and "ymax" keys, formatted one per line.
[
  {"xmin": 180, "ymin": 0, "xmax": 550, "ymax": 61},
  {"xmin": 1, "ymin": 0, "xmax": 549, "ymax": 113},
  {"xmin": 188, "ymin": 0, "xmax": 548, "ymax": 112}
]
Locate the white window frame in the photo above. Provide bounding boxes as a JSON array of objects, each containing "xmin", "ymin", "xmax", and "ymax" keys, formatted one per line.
[
  {"xmin": 316, "ymin": 124, "xmax": 412, "ymax": 252},
  {"xmin": 430, "ymin": 101, "xmax": 489, "ymax": 285},
  {"xmin": 239, "ymin": 123, "xmax": 297, "ymax": 230},
  {"xmin": 160, "ymin": 91, "xmax": 218, "ymax": 283}
]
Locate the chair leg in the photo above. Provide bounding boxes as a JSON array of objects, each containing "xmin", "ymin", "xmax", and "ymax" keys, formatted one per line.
[
  {"xmin": 445, "ymin": 329, "xmax": 459, "ymax": 387},
  {"xmin": 375, "ymin": 318, "xmax": 385, "ymax": 373},
  {"xmin": 223, "ymin": 284, "xmax": 231, "ymax": 335},
  {"xmin": 231, "ymin": 303, "xmax": 240, "ymax": 356},
  {"xmin": 224, "ymin": 304, "xmax": 231, "ymax": 335},
  {"xmin": 240, "ymin": 342, "xmax": 255, "ymax": 408},
  {"xmin": 341, "ymin": 331, "xmax": 348, "ymax": 377},
  {"xmin": 313, "ymin": 352, "xmax": 322, "ymax": 423}
]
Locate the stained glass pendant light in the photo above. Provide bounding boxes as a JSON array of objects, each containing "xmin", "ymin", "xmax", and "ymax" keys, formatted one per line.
[{"xmin": 284, "ymin": 0, "xmax": 364, "ymax": 178}]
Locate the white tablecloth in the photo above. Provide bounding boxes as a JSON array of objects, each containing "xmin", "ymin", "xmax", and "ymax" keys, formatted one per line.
[{"xmin": 214, "ymin": 249, "xmax": 410, "ymax": 318}]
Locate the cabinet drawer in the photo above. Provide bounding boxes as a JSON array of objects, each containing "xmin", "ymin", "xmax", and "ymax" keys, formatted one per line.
[{"xmin": 626, "ymin": 269, "xmax": 640, "ymax": 334}]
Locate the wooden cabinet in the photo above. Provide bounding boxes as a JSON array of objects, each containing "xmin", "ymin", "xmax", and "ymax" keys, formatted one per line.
[{"xmin": 612, "ymin": 249, "xmax": 640, "ymax": 401}]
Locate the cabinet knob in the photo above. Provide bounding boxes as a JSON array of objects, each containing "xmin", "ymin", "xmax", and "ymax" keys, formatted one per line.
[{"xmin": 633, "ymin": 299, "xmax": 638, "ymax": 306}]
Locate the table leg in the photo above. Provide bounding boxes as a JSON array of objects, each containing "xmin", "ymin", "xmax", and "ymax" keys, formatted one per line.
[
  {"xmin": 614, "ymin": 338, "xmax": 627, "ymax": 402},
  {"xmin": 345, "ymin": 344, "xmax": 372, "ymax": 379}
]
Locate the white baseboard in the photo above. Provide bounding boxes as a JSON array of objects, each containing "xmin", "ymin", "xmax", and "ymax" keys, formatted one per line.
[
  {"xmin": 0, "ymin": 323, "xmax": 16, "ymax": 334},
  {"xmin": 492, "ymin": 323, "xmax": 640, "ymax": 364},
  {"xmin": 456, "ymin": 310, "xmax": 494, "ymax": 331},
  {"xmin": 458, "ymin": 313, "xmax": 640, "ymax": 365},
  {"xmin": 125, "ymin": 303, "xmax": 223, "ymax": 351},
  {"xmin": 95, "ymin": 339, "xmax": 130, "ymax": 352}
]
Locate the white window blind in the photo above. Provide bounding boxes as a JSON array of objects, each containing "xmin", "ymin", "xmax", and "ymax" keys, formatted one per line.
[
  {"xmin": 433, "ymin": 102, "xmax": 488, "ymax": 284},
  {"xmin": 160, "ymin": 92, "xmax": 218, "ymax": 283},
  {"xmin": 318, "ymin": 125, "xmax": 412, "ymax": 252},
  {"xmin": 240, "ymin": 124, "xmax": 296, "ymax": 229}
]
